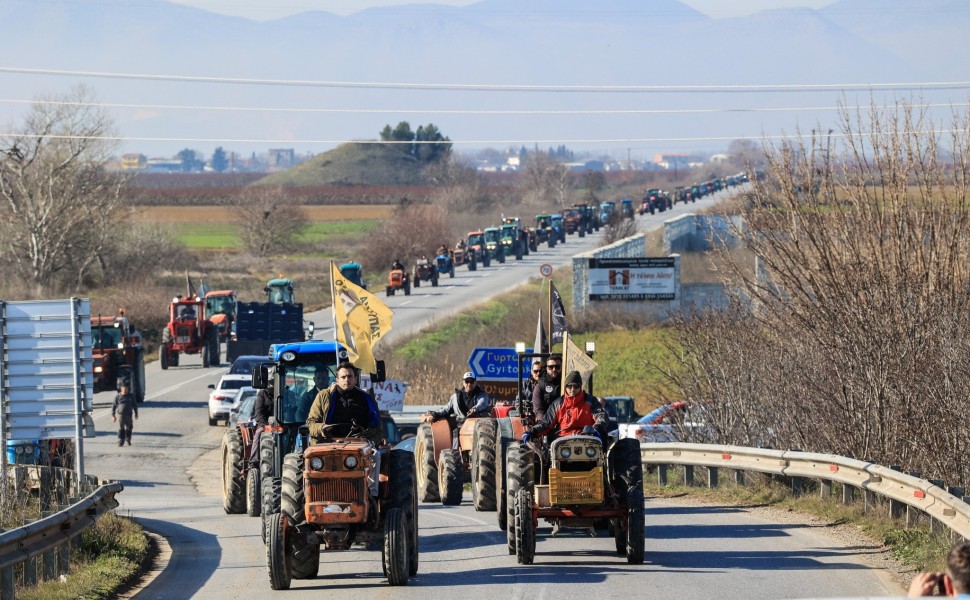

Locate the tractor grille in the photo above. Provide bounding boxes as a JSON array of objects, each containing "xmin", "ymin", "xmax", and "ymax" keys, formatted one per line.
[
  {"xmin": 306, "ymin": 477, "xmax": 366, "ymax": 505},
  {"xmin": 549, "ymin": 467, "xmax": 604, "ymax": 505}
]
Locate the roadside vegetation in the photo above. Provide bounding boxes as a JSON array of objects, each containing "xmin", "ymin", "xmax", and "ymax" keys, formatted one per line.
[{"xmin": 16, "ymin": 513, "xmax": 148, "ymax": 600}]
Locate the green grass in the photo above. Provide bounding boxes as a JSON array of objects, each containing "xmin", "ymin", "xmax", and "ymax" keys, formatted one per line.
[
  {"xmin": 174, "ymin": 220, "xmax": 378, "ymax": 249},
  {"xmin": 18, "ymin": 513, "xmax": 148, "ymax": 600}
]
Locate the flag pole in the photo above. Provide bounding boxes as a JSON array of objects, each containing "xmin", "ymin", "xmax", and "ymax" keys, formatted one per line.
[
  {"xmin": 547, "ymin": 281, "xmax": 553, "ymax": 353},
  {"xmin": 330, "ymin": 260, "xmax": 338, "ymax": 345}
]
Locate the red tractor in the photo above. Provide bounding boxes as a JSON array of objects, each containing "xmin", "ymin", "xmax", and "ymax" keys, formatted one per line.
[
  {"xmin": 159, "ymin": 296, "xmax": 221, "ymax": 369},
  {"xmin": 91, "ymin": 311, "xmax": 146, "ymax": 403}
]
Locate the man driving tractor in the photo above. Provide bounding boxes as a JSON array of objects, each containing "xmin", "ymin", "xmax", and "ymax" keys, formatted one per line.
[{"xmin": 422, "ymin": 371, "xmax": 492, "ymax": 446}]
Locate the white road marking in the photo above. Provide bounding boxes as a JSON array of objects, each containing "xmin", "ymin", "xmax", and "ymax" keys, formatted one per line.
[{"xmin": 147, "ymin": 367, "xmax": 227, "ymax": 400}]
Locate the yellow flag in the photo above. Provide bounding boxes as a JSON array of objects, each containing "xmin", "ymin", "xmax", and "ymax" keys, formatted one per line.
[
  {"xmin": 561, "ymin": 331, "xmax": 598, "ymax": 389},
  {"xmin": 330, "ymin": 262, "xmax": 394, "ymax": 373}
]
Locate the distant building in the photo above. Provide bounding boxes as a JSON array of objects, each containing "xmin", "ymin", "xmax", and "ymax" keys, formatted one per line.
[
  {"xmin": 119, "ymin": 153, "xmax": 147, "ymax": 171},
  {"xmin": 652, "ymin": 153, "xmax": 690, "ymax": 170},
  {"xmin": 145, "ymin": 158, "xmax": 182, "ymax": 173},
  {"xmin": 267, "ymin": 148, "xmax": 296, "ymax": 171}
]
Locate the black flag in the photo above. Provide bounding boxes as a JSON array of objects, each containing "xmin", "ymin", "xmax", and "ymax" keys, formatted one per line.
[{"xmin": 549, "ymin": 282, "xmax": 568, "ymax": 347}]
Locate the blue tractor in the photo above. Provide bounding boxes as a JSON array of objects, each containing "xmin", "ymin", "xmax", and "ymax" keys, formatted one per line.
[
  {"xmin": 338, "ymin": 262, "xmax": 366, "ymax": 289},
  {"xmin": 435, "ymin": 252, "xmax": 455, "ymax": 278}
]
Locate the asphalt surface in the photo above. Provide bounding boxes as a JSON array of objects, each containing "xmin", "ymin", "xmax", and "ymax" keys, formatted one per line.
[{"xmin": 84, "ymin": 191, "xmax": 902, "ymax": 598}]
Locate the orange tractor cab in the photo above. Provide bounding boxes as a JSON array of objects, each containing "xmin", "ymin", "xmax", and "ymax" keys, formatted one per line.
[
  {"xmin": 204, "ymin": 290, "xmax": 237, "ymax": 342},
  {"xmin": 466, "ymin": 231, "xmax": 491, "ymax": 270},
  {"xmin": 91, "ymin": 311, "xmax": 146, "ymax": 402},
  {"xmin": 386, "ymin": 268, "xmax": 411, "ymax": 296},
  {"xmin": 159, "ymin": 296, "xmax": 221, "ymax": 369}
]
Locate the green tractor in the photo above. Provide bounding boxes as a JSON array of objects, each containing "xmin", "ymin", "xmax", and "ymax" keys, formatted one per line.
[
  {"xmin": 483, "ymin": 227, "xmax": 506, "ymax": 263},
  {"xmin": 265, "ymin": 278, "xmax": 296, "ymax": 304},
  {"xmin": 500, "ymin": 223, "xmax": 524, "ymax": 260}
]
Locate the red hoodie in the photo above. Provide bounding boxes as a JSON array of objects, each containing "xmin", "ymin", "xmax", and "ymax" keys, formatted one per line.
[{"xmin": 556, "ymin": 390, "xmax": 595, "ymax": 437}]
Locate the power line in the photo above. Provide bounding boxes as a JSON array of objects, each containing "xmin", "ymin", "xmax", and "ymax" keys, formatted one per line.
[
  {"xmin": 1, "ymin": 66, "xmax": 969, "ymax": 93},
  {"xmin": 1, "ymin": 129, "xmax": 963, "ymax": 146},
  {"xmin": 2, "ymin": 98, "xmax": 967, "ymax": 116}
]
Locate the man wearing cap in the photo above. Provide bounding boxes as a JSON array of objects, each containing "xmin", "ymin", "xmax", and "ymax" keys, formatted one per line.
[
  {"xmin": 111, "ymin": 383, "xmax": 138, "ymax": 447},
  {"xmin": 522, "ymin": 370, "xmax": 607, "ymax": 444},
  {"xmin": 422, "ymin": 372, "xmax": 492, "ymax": 446}
]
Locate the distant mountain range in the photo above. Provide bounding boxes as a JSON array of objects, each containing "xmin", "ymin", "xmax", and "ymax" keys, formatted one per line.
[{"xmin": 0, "ymin": 0, "xmax": 965, "ymax": 160}]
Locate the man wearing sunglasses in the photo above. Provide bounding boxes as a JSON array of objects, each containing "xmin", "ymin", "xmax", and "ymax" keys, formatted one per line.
[
  {"xmin": 531, "ymin": 355, "xmax": 563, "ymax": 421},
  {"xmin": 422, "ymin": 372, "xmax": 493, "ymax": 446},
  {"xmin": 523, "ymin": 370, "xmax": 608, "ymax": 444},
  {"xmin": 518, "ymin": 359, "xmax": 544, "ymax": 409}
]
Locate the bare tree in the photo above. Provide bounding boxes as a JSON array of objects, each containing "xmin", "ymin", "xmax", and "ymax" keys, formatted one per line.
[
  {"xmin": 232, "ymin": 187, "xmax": 308, "ymax": 258},
  {"xmin": 520, "ymin": 151, "xmax": 558, "ymax": 208},
  {"xmin": 360, "ymin": 201, "xmax": 451, "ymax": 271},
  {"xmin": 0, "ymin": 85, "xmax": 125, "ymax": 295},
  {"xmin": 664, "ymin": 101, "xmax": 970, "ymax": 485}
]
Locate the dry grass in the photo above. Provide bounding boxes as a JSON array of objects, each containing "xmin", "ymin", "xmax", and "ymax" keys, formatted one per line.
[{"xmin": 128, "ymin": 204, "xmax": 393, "ymax": 223}]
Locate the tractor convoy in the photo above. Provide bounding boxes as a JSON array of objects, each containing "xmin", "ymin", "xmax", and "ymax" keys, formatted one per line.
[{"xmin": 210, "ymin": 175, "xmax": 756, "ymax": 588}]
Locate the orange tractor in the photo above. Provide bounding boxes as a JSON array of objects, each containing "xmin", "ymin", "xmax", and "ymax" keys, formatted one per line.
[
  {"xmin": 204, "ymin": 290, "xmax": 237, "ymax": 343},
  {"xmin": 159, "ymin": 296, "xmax": 221, "ymax": 369},
  {"xmin": 386, "ymin": 268, "xmax": 411, "ymax": 296}
]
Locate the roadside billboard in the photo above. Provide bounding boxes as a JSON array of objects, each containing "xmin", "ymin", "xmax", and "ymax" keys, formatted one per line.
[{"xmin": 588, "ymin": 257, "xmax": 676, "ymax": 300}]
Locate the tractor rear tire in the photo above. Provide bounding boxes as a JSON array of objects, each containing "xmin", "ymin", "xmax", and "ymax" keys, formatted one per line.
[
  {"xmin": 626, "ymin": 488, "xmax": 645, "ymax": 564},
  {"xmin": 247, "ymin": 468, "xmax": 261, "ymax": 517},
  {"xmin": 202, "ymin": 342, "xmax": 210, "ymax": 368},
  {"xmin": 483, "ymin": 254, "xmax": 490, "ymax": 268},
  {"xmin": 261, "ymin": 476, "xmax": 281, "ymax": 544},
  {"xmin": 282, "ymin": 452, "xmax": 319, "ymax": 579},
  {"xmin": 266, "ymin": 512, "xmax": 291, "ymax": 590},
  {"xmin": 222, "ymin": 428, "xmax": 246, "ymax": 514},
  {"xmin": 611, "ymin": 438, "xmax": 643, "ymax": 497},
  {"xmin": 498, "ymin": 252, "xmax": 505, "ymax": 264},
  {"xmin": 438, "ymin": 449, "xmax": 463, "ymax": 506},
  {"xmin": 135, "ymin": 351, "xmax": 146, "ymax": 402},
  {"xmin": 389, "ymin": 449, "xmax": 419, "ymax": 576},
  {"xmin": 382, "ymin": 508, "xmax": 410, "ymax": 586},
  {"xmin": 548, "ymin": 237, "xmax": 556, "ymax": 248},
  {"xmin": 415, "ymin": 423, "xmax": 440, "ymax": 503},
  {"xmin": 468, "ymin": 259, "xmax": 476, "ymax": 271},
  {"xmin": 471, "ymin": 419, "xmax": 497, "ymax": 511},
  {"xmin": 515, "ymin": 245, "xmax": 523, "ymax": 260},
  {"xmin": 515, "ymin": 486, "xmax": 536, "ymax": 565},
  {"xmin": 386, "ymin": 286, "xmax": 393, "ymax": 296},
  {"xmin": 506, "ymin": 442, "xmax": 534, "ymax": 555},
  {"xmin": 414, "ymin": 277, "xmax": 420, "ymax": 288},
  {"xmin": 208, "ymin": 332, "xmax": 220, "ymax": 367},
  {"xmin": 159, "ymin": 345, "xmax": 169, "ymax": 370}
]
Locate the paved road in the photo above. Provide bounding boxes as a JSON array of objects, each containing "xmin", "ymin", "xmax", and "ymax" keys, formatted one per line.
[{"xmin": 84, "ymin": 190, "xmax": 902, "ymax": 598}]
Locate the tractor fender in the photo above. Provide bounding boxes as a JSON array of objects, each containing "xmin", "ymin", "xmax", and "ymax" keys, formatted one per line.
[
  {"xmin": 458, "ymin": 417, "xmax": 479, "ymax": 453},
  {"xmin": 430, "ymin": 419, "xmax": 453, "ymax": 462}
]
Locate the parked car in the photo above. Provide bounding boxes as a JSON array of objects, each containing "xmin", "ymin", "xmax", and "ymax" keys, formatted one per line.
[
  {"xmin": 207, "ymin": 374, "xmax": 253, "ymax": 426},
  {"xmin": 229, "ymin": 354, "xmax": 274, "ymax": 376},
  {"xmin": 619, "ymin": 401, "xmax": 693, "ymax": 443},
  {"xmin": 227, "ymin": 386, "xmax": 258, "ymax": 427}
]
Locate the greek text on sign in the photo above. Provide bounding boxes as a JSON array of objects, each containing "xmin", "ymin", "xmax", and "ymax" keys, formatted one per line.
[
  {"xmin": 468, "ymin": 347, "xmax": 519, "ymax": 380},
  {"xmin": 369, "ymin": 378, "xmax": 407, "ymax": 412},
  {"xmin": 588, "ymin": 257, "xmax": 676, "ymax": 300}
]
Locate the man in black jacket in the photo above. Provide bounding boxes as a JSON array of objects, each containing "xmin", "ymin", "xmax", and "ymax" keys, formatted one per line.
[
  {"xmin": 531, "ymin": 355, "xmax": 562, "ymax": 421},
  {"xmin": 248, "ymin": 382, "xmax": 274, "ymax": 468},
  {"xmin": 423, "ymin": 372, "xmax": 492, "ymax": 447}
]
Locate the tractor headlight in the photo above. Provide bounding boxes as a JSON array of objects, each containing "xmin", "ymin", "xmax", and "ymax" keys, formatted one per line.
[
  {"xmin": 585, "ymin": 447, "xmax": 597, "ymax": 458},
  {"xmin": 344, "ymin": 456, "xmax": 358, "ymax": 469},
  {"xmin": 309, "ymin": 457, "xmax": 324, "ymax": 471},
  {"xmin": 281, "ymin": 351, "xmax": 297, "ymax": 362},
  {"xmin": 559, "ymin": 447, "xmax": 571, "ymax": 459}
]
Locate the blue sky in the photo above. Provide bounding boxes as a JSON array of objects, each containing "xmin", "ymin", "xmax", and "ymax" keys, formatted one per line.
[{"xmin": 173, "ymin": 0, "xmax": 833, "ymax": 20}]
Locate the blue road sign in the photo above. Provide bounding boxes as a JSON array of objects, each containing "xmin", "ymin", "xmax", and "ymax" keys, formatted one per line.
[{"xmin": 468, "ymin": 347, "xmax": 520, "ymax": 380}]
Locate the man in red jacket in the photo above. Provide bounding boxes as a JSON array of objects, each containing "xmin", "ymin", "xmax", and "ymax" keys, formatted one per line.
[{"xmin": 522, "ymin": 370, "xmax": 607, "ymax": 443}]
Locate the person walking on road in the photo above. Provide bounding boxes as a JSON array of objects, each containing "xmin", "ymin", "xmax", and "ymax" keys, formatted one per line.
[{"xmin": 112, "ymin": 383, "xmax": 138, "ymax": 446}]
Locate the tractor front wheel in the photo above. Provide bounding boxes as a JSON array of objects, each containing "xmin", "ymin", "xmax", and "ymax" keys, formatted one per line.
[
  {"xmin": 438, "ymin": 449, "xmax": 463, "ymax": 506},
  {"xmin": 506, "ymin": 442, "xmax": 534, "ymax": 555},
  {"xmin": 221, "ymin": 428, "xmax": 246, "ymax": 514},
  {"xmin": 266, "ymin": 513, "xmax": 292, "ymax": 590},
  {"xmin": 159, "ymin": 345, "xmax": 169, "ymax": 370},
  {"xmin": 246, "ymin": 468, "xmax": 261, "ymax": 517},
  {"xmin": 515, "ymin": 486, "xmax": 536, "ymax": 564},
  {"xmin": 626, "ymin": 488, "xmax": 645, "ymax": 564},
  {"xmin": 390, "ymin": 449, "xmax": 419, "ymax": 576},
  {"xmin": 383, "ymin": 508, "xmax": 410, "ymax": 586},
  {"xmin": 415, "ymin": 424, "xmax": 440, "ymax": 502}
]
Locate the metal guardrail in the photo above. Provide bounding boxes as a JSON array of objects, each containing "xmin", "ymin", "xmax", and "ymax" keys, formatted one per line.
[
  {"xmin": 641, "ymin": 443, "xmax": 970, "ymax": 539},
  {"xmin": 0, "ymin": 480, "xmax": 123, "ymax": 599}
]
